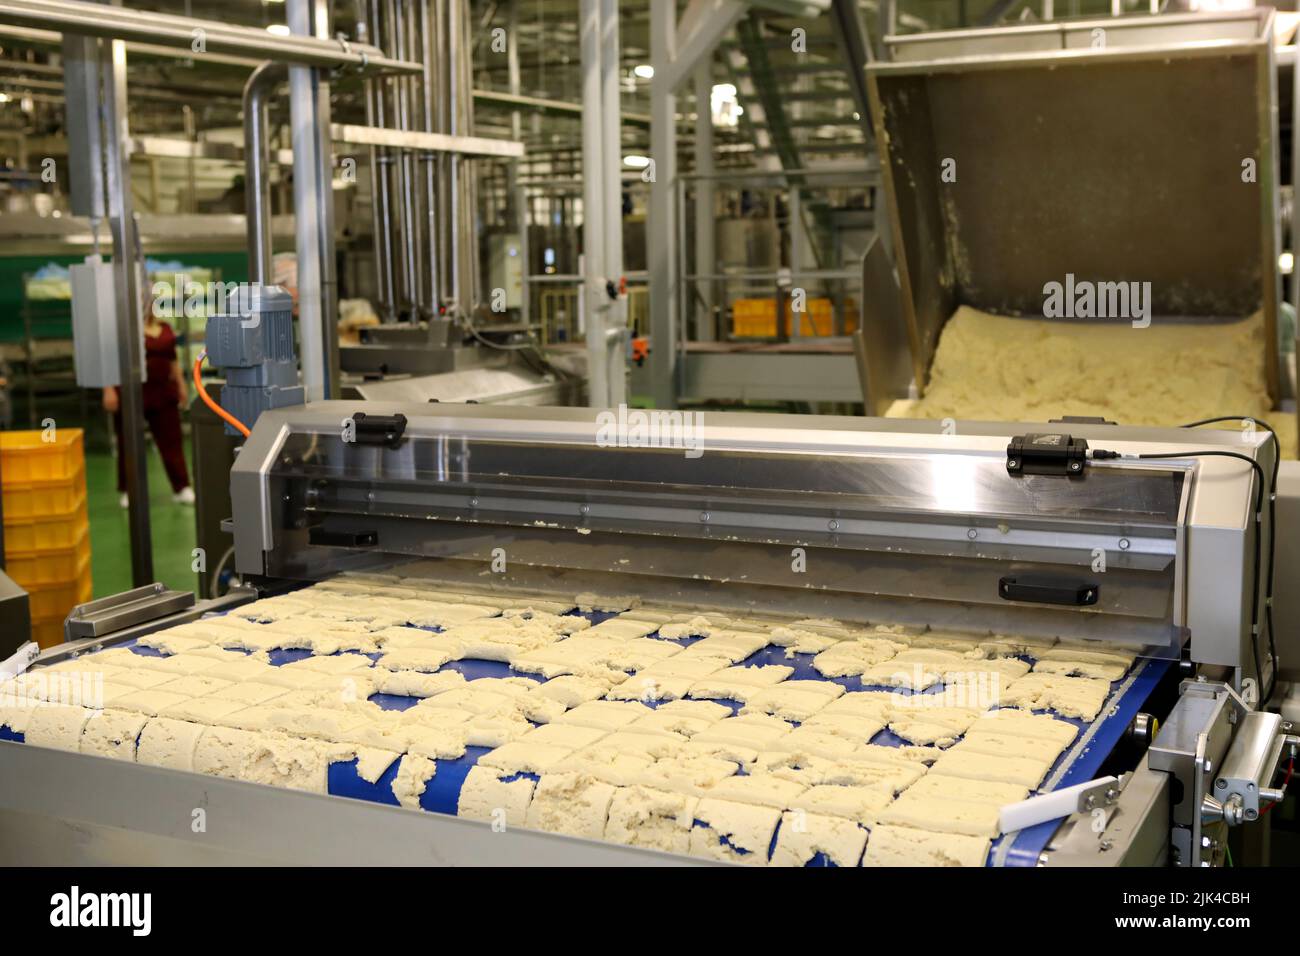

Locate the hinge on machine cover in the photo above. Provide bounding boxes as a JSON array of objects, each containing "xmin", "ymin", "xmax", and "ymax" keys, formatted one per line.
[{"xmin": 350, "ymin": 412, "xmax": 408, "ymax": 449}]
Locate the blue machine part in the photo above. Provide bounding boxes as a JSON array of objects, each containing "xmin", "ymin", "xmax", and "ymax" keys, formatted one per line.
[
  {"xmin": 25, "ymin": 608, "xmax": 1168, "ymax": 866},
  {"xmin": 204, "ymin": 283, "xmax": 304, "ymax": 436}
]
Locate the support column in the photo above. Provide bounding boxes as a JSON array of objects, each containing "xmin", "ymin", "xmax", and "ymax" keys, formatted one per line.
[
  {"xmin": 693, "ymin": 65, "xmax": 716, "ymax": 342},
  {"xmin": 101, "ymin": 38, "xmax": 152, "ymax": 584},
  {"xmin": 648, "ymin": 0, "xmax": 678, "ymax": 409},
  {"xmin": 580, "ymin": 0, "xmax": 608, "ymax": 407},
  {"xmin": 601, "ymin": 0, "xmax": 626, "ymax": 406}
]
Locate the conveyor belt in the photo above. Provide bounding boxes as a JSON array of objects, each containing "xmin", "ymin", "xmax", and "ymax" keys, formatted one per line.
[{"xmin": 1, "ymin": 605, "xmax": 1168, "ymax": 866}]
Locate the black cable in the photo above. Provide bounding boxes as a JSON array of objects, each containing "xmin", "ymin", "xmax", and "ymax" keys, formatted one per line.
[{"xmin": 1095, "ymin": 443, "xmax": 1273, "ymax": 702}]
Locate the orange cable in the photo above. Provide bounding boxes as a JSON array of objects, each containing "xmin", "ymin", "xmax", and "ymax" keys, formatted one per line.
[{"xmin": 193, "ymin": 352, "xmax": 251, "ymax": 438}]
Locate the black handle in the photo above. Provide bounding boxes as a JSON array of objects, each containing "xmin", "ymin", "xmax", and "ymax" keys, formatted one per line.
[
  {"xmin": 999, "ymin": 574, "xmax": 1098, "ymax": 607},
  {"xmin": 309, "ymin": 527, "xmax": 378, "ymax": 548}
]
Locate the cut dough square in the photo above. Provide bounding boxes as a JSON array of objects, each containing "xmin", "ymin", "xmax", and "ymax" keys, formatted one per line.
[
  {"xmin": 135, "ymin": 717, "xmax": 207, "ymax": 770},
  {"xmin": 24, "ymin": 704, "xmax": 95, "ymax": 751},
  {"xmin": 949, "ymin": 731, "xmax": 1067, "ymax": 765},
  {"xmin": 207, "ymin": 681, "xmax": 290, "ymax": 706},
  {"xmin": 1000, "ymin": 673, "xmax": 1110, "ymax": 721},
  {"xmin": 554, "ymin": 700, "xmax": 651, "ymax": 731},
  {"xmin": 771, "ymin": 811, "xmax": 869, "ymax": 867},
  {"xmin": 606, "ymin": 672, "xmax": 696, "ymax": 703},
  {"xmin": 201, "ymin": 657, "xmax": 275, "ymax": 683},
  {"xmin": 878, "ymin": 790, "xmax": 1003, "ymax": 837},
  {"xmin": 372, "ymin": 669, "xmax": 466, "ymax": 698},
  {"xmin": 635, "ymin": 753, "xmax": 739, "ymax": 796},
  {"xmin": 525, "ymin": 773, "xmax": 619, "ymax": 839},
  {"xmin": 968, "ymin": 709, "xmax": 1079, "ymax": 747},
  {"xmin": 706, "ymin": 774, "xmax": 807, "ymax": 810},
  {"xmin": 794, "ymin": 784, "xmax": 895, "ymax": 823},
  {"xmin": 528, "ymin": 675, "xmax": 611, "ymax": 709},
  {"xmin": 79, "ymin": 709, "xmax": 148, "ymax": 760},
  {"xmin": 133, "ymin": 654, "xmax": 225, "ymax": 676},
  {"xmin": 686, "ymin": 665, "xmax": 793, "ymax": 702},
  {"xmin": 161, "ymin": 696, "xmax": 249, "ymax": 723},
  {"xmin": 821, "ymin": 691, "xmax": 893, "ymax": 721},
  {"xmin": 905, "ymin": 774, "xmax": 1028, "ymax": 807},
  {"xmin": 110, "ymin": 689, "xmax": 192, "ymax": 716},
  {"xmin": 689, "ymin": 798, "xmax": 781, "ymax": 865},
  {"xmin": 768, "ymin": 727, "xmax": 863, "ymax": 761},
  {"xmin": 693, "ymin": 714, "xmax": 793, "ymax": 751},
  {"xmin": 929, "ymin": 749, "xmax": 1053, "ymax": 789},
  {"xmin": 457, "ymin": 766, "xmax": 536, "ymax": 827},
  {"xmin": 740, "ymin": 685, "xmax": 838, "ymax": 722},
  {"xmin": 800, "ymin": 713, "xmax": 886, "ymax": 744},
  {"xmin": 811, "ymin": 639, "xmax": 903, "ymax": 677},
  {"xmin": 862, "ymin": 824, "xmax": 990, "ymax": 867},
  {"xmin": 583, "ymin": 618, "xmax": 660, "ymax": 640},
  {"xmin": 106, "ymin": 668, "xmax": 176, "ymax": 690},
  {"xmin": 1033, "ymin": 659, "xmax": 1128, "ymax": 682},
  {"xmin": 858, "ymin": 661, "xmax": 942, "ymax": 691},
  {"xmin": 656, "ymin": 699, "xmax": 733, "ymax": 723},
  {"xmin": 604, "ymin": 786, "xmax": 699, "ymax": 855},
  {"xmin": 478, "ymin": 740, "xmax": 575, "ymax": 774},
  {"xmin": 518, "ymin": 723, "xmax": 610, "ymax": 750},
  {"xmin": 151, "ymin": 675, "xmax": 233, "ymax": 698}
]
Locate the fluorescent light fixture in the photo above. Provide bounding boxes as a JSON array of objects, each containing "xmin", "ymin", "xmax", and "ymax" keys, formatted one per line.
[
  {"xmin": 266, "ymin": 24, "xmax": 291, "ymax": 36},
  {"xmin": 623, "ymin": 155, "xmax": 650, "ymax": 168},
  {"xmin": 633, "ymin": 64, "xmax": 654, "ymax": 79}
]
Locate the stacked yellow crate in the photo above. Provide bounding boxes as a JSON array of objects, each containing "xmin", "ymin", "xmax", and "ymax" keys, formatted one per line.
[{"xmin": 1, "ymin": 429, "xmax": 92, "ymax": 648}]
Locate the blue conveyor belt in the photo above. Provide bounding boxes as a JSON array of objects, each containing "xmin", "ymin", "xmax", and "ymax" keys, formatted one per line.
[{"xmin": 13, "ymin": 607, "xmax": 1169, "ymax": 866}]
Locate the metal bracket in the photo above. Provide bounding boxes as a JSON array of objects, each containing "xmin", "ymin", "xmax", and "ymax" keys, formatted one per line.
[
  {"xmin": 64, "ymin": 583, "xmax": 196, "ymax": 640},
  {"xmin": 350, "ymin": 412, "xmax": 407, "ymax": 449}
]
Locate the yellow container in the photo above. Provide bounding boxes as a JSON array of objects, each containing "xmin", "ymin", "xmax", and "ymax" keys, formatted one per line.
[
  {"xmin": 3, "ymin": 504, "xmax": 89, "ymax": 552},
  {"xmin": 24, "ymin": 558, "xmax": 92, "ymax": 620},
  {"xmin": 29, "ymin": 616, "xmax": 68, "ymax": 650},
  {"xmin": 5, "ymin": 526, "xmax": 91, "ymax": 586},
  {"xmin": 1, "ymin": 464, "xmax": 86, "ymax": 520},
  {"xmin": 0, "ymin": 429, "xmax": 84, "ymax": 486},
  {"xmin": 730, "ymin": 297, "xmax": 862, "ymax": 338}
]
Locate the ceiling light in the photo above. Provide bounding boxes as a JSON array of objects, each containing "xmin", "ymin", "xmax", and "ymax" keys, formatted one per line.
[
  {"xmin": 266, "ymin": 24, "xmax": 291, "ymax": 36},
  {"xmin": 633, "ymin": 65, "xmax": 654, "ymax": 79}
]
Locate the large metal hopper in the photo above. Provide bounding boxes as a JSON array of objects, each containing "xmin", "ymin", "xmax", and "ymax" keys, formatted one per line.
[{"xmin": 860, "ymin": 10, "xmax": 1283, "ymax": 413}]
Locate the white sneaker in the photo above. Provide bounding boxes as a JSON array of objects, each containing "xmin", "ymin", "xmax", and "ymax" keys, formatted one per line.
[
  {"xmin": 174, "ymin": 487, "xmax": 196, "ymax": 505},
  {"xmin": 119, "ymin": 493, "xmax": 129, "ymax": 509}
]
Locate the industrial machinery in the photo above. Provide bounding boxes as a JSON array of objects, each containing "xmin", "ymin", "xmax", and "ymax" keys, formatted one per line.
[{"xmin": 1, "ymin": 405, "xmax": 1295, "ymax": 865}]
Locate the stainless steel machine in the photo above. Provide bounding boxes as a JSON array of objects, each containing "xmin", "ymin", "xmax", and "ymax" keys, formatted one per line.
[{"xmin": 1, "ymin": 403, "xmax": 1295, "ymax": 865}]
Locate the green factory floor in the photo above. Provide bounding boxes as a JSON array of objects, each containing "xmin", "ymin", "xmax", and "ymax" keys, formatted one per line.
[{"xmin": 86, "ymin": 438, "xmax": 200, "ymax": 600}]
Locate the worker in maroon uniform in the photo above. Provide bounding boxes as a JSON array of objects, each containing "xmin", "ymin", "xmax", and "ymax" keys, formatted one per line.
[{"xmin": 103, "ymin": 302, "xmax": 194, "ymax": 508}]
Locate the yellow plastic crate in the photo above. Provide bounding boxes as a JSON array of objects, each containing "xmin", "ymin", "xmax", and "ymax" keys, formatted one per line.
[
  {"xmin": 0, "ymin": 429, "xmax": 84, "ymax": 487},
  {"xmin": 24, "ymin": 559, "xmax": 92, "ymax": 620},
  {"xmin": 6, "ymin": 527, "xmax": 91, "ymax": 586},
  {"xmin": 29, "ymin": 616, "xmax": 67, "ymax": 650},
  {"xmin": 1, "ymin": 463, "xmax": 86, "ymax": 520},
  {"xmin": 3, "ymin": 501, "xmax": 88, "ymax": 552}
]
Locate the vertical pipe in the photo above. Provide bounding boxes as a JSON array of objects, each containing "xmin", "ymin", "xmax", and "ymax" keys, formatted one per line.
[
  {"xmin": 287, "ymin": 0, "xmax": 327, "ymax": 400},
  {"xmin": 693, "ymin": 65, "xmax": 715, "ymax": 342},
  {"xmin": 102, "ymin": 38, "xmax": 153, "ymax": 584},
  {"xmin": 600, "ymin": 0, "xmax": 625, "ymax": 405},
  {"xmin": 419, "ymin": 0, "xmax": 440, "ymax": 318},
  {"xmin": 648, "ymin": 0, "xmax": 677, "ymax": 409},
  {"xmin": 580, "ymin": 0, "xmax": 607, "ymax": 407},
  {"xmin": 507, "ymin": 0, "xmax": 525, "ymax": 325},
  {"xmin": 242, "ymin": 62, "xmax": 283, "ymax": 285},
  {"xmin": 384, "ymin": 0, "xmax": 415, "ymax": 319},
  {"xmin": 358, "ymin": 0, "xmax": 395, "ymax": 321}
]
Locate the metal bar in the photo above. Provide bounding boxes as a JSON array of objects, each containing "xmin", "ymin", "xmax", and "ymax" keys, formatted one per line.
[
  {"xmin": 329, "ymin": 122, "xmax": 524, "ymax": 158},
  {"xmin": 601, "ymin": 0, "xmax": 626, "ymax": 405},
  {"xmin": 288, "ymin": 0, "xmax": 329, "ymax": 401},
  {"xmin": 580, "ymin": 0, "xmax": 607, "ymax": 407},
  {"xmin": 693, "ymin": 65, "xmax": 716, "ymax": 343},
  {"xmin": 101, "ymin": 37, "xmax": 151, "ymax": 585},
  {"xmin": 648, "ymin": 0, "xmax": 678, "ymax": 408},
  {"xmin": 0, "ymin": 0, "xmax": 418, "ymax": 73},
  {"xmin": 242, "ymin": 62, "xmax": 285, "ymax": 285},
  {"xmin": 471, "ymin": 88, "xmax": 652, "ymax": 128},
  {"xmin": 356, "ymin": 0, "xmax": 394, "ymax": 322}
]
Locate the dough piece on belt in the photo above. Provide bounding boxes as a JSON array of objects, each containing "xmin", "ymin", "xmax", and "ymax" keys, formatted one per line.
[
  {"xmin": 604, "ymin": 786, "xmax": 699, "ymax": 855},
  {"xmin": 811, "ymin": 639, "xmax": 904, "ymax": 677},
  {"xmin": 887, "ymin": 706, "xmax": 982, "ymax": 747},
  {"xmin": 457, "ymin": 766, "xmax": 536, "ymax": 826},
  {"xmin": 479, "ymin": 740, "xmax": 575, "ymax": 774},
  {"xmin": 677, "ymin": 631, "xmax": 770, "ymax": 663},
  {"xmin": 689, "ymin": 798, "xmax": 781, "ymax": 865},
  {"xmin": 152, "ymin": 674, "xmax": 233, "ymax": 698},
  {"xmin": 554, "ymin": 699, "xmax": 651, "ymax": 731},
  {"xmin": 161, "ymin": 696, "xmax": 248, "ymax": 723},
  {"xmin": 768, "ymin": 727, "xmax": 863, "ymax": 761},
  {"xmin": 740, "ymin": 683, "xmax": 841, "ymax": 722},
  {"xmin": 77, "ymin": 707, "xmax": 147, "ymax": 759},
  {"xmin": 800, "ymin": 712, "xmax": 886, "ymax": 744},
  {"xmin": 858, "ymin": 661, "xmax": 942, "ymax": 692},
  {"xmin": 687, "ymin": 665, "xmax": 793, "ymax": 702},
  {"xmin": 968, "ymin": 708, "xmax": 1079, "ymax": 747},
  {"xmin": 135, "ymin": 717, "xmax": 206, "ymax": 770},
  {"xmin": 706, "ymin": 773, "xmax": 807, "ymax": 810},
  {"xmin": 104, "ymin": 689, "xmax": 191, "ymax": 717},
  {"xmin": 905, "ymin": 774, "xmax": 1028, "ymax": 806},
  {"xmin": 877, "ymin": 789, "xmax": 1002, "ymax": 837},
  {"xmin": 770, "ymin": 811, "xmax": 869, "ymax": 867},
  {"xmin": 794, "ymin": 784, "xmax": 895, "ymax": 824},
  {"xmin": 391, "ymin": 755, "xmax": 437, "ymax": 810},
  {"xmin": 862, "ymin": 824, "xmax": 989, "ymax": 867},
  {"xmin": 528, "ymin": 674, "xmax": 610, "ymax": 709},
  {"xmin": 978, "ymin": 634, "xmax": 1058, "ymax": 658},
  {"xmin": 929, "ymin": 749, "xmax": 1053, "ymax": 789},
  {"xmin": 372, "ymin": 669, "xmax": 466, "ymax": 698},
  {"xmin": 1033, "ymin": 659, "xmax": 1128, "ymax": 682},
  {"xmin": 1041, "ymin": 641, "xmax": 1136, "ymax": 667},
  {"xmin": 24, "ymin": 704, "xmax": 95, "ymax": 751},
  {"xmin": 692, "ymin": 713, "xmax": 792, "ymax": 751},
  {"xmin": 1000, "ymin": 673, "xmax": 1110, "ymax": 721},
  {"xmin": 950, "ymin": 729, "xmax": 1067, "ymax": 766},
  {"xmin": 820, "ymin": 691, "xmax": 893, "ymax": 722},
  {"xmin": 376, "ymin": 643, "xmax": 465, "ymax": 673},
  {"xmin": 525, "ymin": 772, "xmax": 618, "ymax": 839}
]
